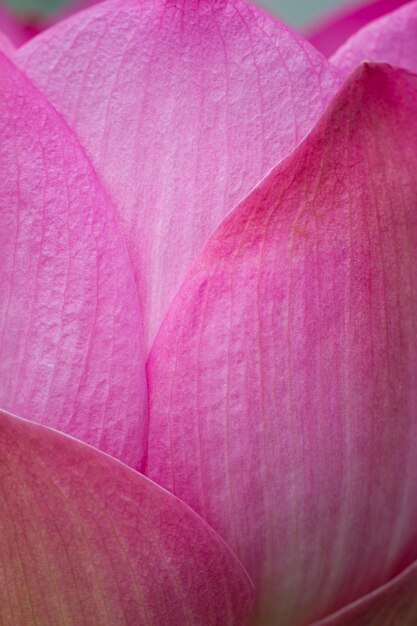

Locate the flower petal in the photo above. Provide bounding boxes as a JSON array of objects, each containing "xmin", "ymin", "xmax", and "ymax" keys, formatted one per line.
[
  {"xmin": 312, "ymin": 559, "xmax": 417, "ymax": 625},
  {"xmin": 0, "ymin": 5, "xmax": 25, "ymax": 48},
  {"xmin": 306, "ymin": 0, "xmax": 409, "ymax": 57},
  {"xmin": 0, "ymin": 31, "xmax": 14, "ymax": 56},
  {"xmin": 0, "ymin": 52, "xmax": 147, "ymax": 468},
  {"xmin": 0, "ymin": 408, "xmax": 253, "ymax": 626},
  {"xmin": 15, "ymin": 0, "xmax": 340, "ymax": 349},
  {"xmin": 332, "ymin": 1, "xmax": 417, "ymax": 77},
  {"xmin": 147, "ymin": 63, "xmax": 417, "ymax": 626}
]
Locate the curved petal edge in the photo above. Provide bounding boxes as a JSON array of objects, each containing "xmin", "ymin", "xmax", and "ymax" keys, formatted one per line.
[
  {"xmin": 16, "ymin": 0, "xmax": 340, "ymax": 349},
  {"xmin": 306, "ymin": 0, "xmax": 409, "ymax": 57},
  {"xmin": 331, "ymin": 1, "xmax": 417, "ymax": 77},
  {"xmin": 0, "ymin": 51, "xmax": 147, "ymax": 468},
  {"xmin": 0, "ymin": 408, "xmax": 254, "ymax": 626},
  {"xmin": 147, "ymin": 63, "xmax": 417, "ymax": 625},
  {"xmin": 313, "ymin": 558, "xmax": 417, "ymax": 625}
]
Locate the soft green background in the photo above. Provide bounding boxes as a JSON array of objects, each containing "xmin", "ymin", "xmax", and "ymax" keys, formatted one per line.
[{"xmin": 1, "ymin": 0, "xmax": 358, "ymax": 26}]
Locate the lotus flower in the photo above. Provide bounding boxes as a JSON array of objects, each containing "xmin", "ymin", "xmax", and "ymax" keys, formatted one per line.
[{"xmin": 1, "ymin": 0, "xmax": 417, "ymax": 624}]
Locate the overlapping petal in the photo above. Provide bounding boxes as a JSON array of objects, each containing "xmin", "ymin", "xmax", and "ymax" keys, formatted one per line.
[
  {"xmin": 332, "ymin": 1, "xmax": 417, "ymax": 76},
  {"xmin": 146, "ymin": 64, "xmax": 417, "ymax": 625},
  {"xmin": 306, "ymin": 0, "xmax": 409, "ymax": 57},
  {"xmin": 0, "ymin": 408, "xmax": 253, "ymax": 625},
  {"xmin": 15, "ymin": 0, "xmax": 340, "ymax": 349},
  {"xmin": 313, "ymin": 558, "xmax": 417, "ymax": 625},
  {"xmin": 0, "ymin": 52, "xmax": 147, "ymax": 468}
]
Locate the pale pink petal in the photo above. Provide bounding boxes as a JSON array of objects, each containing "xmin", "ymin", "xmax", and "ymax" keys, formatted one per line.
[
  {"xmin": 0, "ymin": 52, "xmax": 147, "ymax": 468},
  {"xmin": 0, "ymin": 408, "xmax": 253, "ymax": 625},
  {"xmin": 332, "ymin": 1, "xmax": 417, "ymax": 76},
  {"xmin": 312, "ymin": 559, "xmax": 417, "ymax": 625},
  {"xmin": 147, "ymin": 63, "xmax": 417, "ymax": 626},
  {"xmin": 15, "ymin": 0, "xmax": 340, "ymax": 350},
  {"xmin": 306, "ymin": 0, "xmax": 409, "ymax": 57}
]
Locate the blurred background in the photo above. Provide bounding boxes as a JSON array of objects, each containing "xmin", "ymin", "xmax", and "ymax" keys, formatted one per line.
[
  {"xmin": 271, "ymin": 0, "xmax": 360, "ymax": 25},
  {"xmin": 0, "ymin": 0, "xmax": 359, "ymax": 27}
]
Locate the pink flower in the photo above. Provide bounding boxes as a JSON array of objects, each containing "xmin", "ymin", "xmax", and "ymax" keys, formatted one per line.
[{"xmin": 1, "ymin": 0, "xmax": 417, "ymax": 623}]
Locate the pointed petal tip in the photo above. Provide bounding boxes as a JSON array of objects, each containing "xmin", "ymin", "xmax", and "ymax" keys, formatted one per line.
[
  {"xmin": 147, "ymin": 60, "xmax": 417, "ymax": 625},
  {"xmin": 15, "ymin": 0, "xmax": 339, "ymax": 351}
]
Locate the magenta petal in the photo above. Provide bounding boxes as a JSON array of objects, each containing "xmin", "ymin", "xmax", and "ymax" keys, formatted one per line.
[
  {"xmin": 332, "ymin": 1, "xmax": 417, "ymax": 76},
  {"xmin": 0, "ymin": 408, "xmax": 253, "ymax": 625},
  {"xmin": 0, "ymin": 52, "xmax": 147, "ymax": 468},
  {"xmin": 306, "ymin": 0, "xmax": 409, "ymax": 57},
  {"xmin": 312, "ymin": 559, "xmax": 417, "ymax": 625},
  {"xmin": 147, "ymin": 64, "xmax": 417, "ymax": 626},
  {"xmin": 15, "ymin": 0, "xmax": 340, "ymax": 349},
  {"xmin": 0, "ymin": 5, "xmax": 30, "ymax": 47}
]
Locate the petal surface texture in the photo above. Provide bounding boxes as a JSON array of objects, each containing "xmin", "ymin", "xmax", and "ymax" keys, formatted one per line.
[
  {"xmin": 0, "ymin": 30, "xmax": 14, "ymax": 56},
  {"xmin": 332, "ymin": 1, "xmax": 417, "ymax": 77},
  {"xmin": 306, "ymin": 0, "xmax": 409, "ymax": 57},
  {"xmin": 313, "ymin": 559, "xmax": 417, "ymax": 625},
  {"xmin": 0, "ymin": 408, "xmax": 253, "ymax": 626},
  {"xmin": 147, "ymin": 64, "xmax": 417, "ymax": 626},
  {"xmin": 0, "ymin": 52, "xmax": 147, "ymax": 468},
  {"xmin": 16, "ymin": 0, "xmax": 339, "ymax": 349}
]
